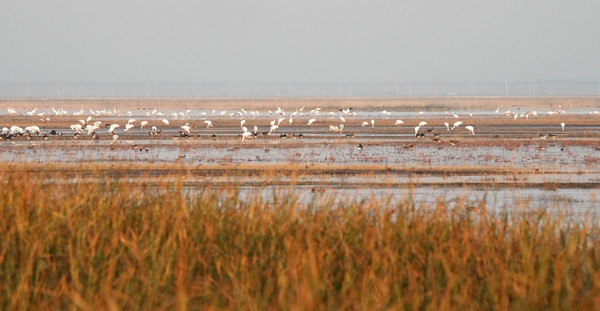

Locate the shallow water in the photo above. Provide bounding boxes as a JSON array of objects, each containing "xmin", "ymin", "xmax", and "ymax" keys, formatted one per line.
[{"xmin": 3, "ymin": 107, "xmax": 600, "ymax": 212}]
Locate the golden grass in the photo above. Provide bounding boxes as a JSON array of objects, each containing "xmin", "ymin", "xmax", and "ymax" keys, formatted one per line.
[{"xmin": 2, "ymin": 165, "xmax": 600, "ymax": 310}]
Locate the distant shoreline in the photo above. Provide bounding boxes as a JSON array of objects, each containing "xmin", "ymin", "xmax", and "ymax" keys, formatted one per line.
[{"xmin": 2, "ymin": 96, "xmax": 600, "ymax": 111}]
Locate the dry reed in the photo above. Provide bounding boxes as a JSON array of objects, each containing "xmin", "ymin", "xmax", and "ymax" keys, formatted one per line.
[{"xmin": 1, "ymin": 166, "xmax": 600, "ymax": 310}]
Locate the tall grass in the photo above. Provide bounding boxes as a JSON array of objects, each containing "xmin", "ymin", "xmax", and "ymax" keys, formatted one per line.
[{"xmin": 2, "ymin": 167, "xmax": 600, "ymax": 310}]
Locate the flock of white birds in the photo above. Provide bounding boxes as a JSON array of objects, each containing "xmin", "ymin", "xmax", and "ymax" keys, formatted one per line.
[{"xmin": 1, "ymin": 104, "xmax": 573, "ymax": 145}]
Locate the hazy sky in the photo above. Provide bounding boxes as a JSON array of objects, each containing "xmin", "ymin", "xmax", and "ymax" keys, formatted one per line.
[{"xmin": 1, "ymin": 0, "xmax": 599, "ymax": 84}]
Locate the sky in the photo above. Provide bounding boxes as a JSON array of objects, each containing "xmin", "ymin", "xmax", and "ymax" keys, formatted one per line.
[{"xmin": 1, "ymin": 0, "xmax": 599, "ymax": 85}]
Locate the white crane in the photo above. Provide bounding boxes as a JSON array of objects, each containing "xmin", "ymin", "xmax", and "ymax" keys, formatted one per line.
[
  {"xmin": 394, "ymin": 120, "xmax": 404, "ymax": 125},
  {"xmin": 86, "ymin": 124, "xmax": 99, "ymax": 135},
  {"xmin": 181, "ymin": 123, "xmax": 192, "ymax": 135},
  {"xmin": 465, "ymin": 125, "xmax": 475, "ymax": 135},
  {"xmin": 70, "ymin": 124, "xmax": 83, "ymax": 133},
  {"xmin": 108, "ymin": 124, "xmax": 120, "ymax": 134},
  {"xmin": 241, "ymin": 130, "xmax": 253, "ymax": 141},
  {"xmin": 161, "ymin": 119, "xmax": 170, "ymax": 125},
  {"xmin": 307, "ymin": 118, "xmax": 316, "ymax": 126},
  {"xmin": 451, "ymin": 121, "xmax": 462, "ymax": 130},
  {"xmin": 268, "ymin": 124, "xmax": 278, "ymax": 135},
  {"xmin": 414, "ymin": 121, "xmax": 428, "ymax": 135},
  {"xmin": 204, "ymin": 120, "xmax": 213, "ymax": 128},
  {"xmin": 140, "ymin": 121, "xmax": 148, "ymax": 129},
  {"xmin": 561, "ymin": 122, "xmax": 565, "ymax": 131},
  {"xmin": 124, "ymin": 123, "xmax": 135, "ymax": 132}
]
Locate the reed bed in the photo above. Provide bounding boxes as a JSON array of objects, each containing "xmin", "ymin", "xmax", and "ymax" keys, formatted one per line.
[{"xmin": 2, "ymin": 167, "xmax": 600, "ymax": 310}]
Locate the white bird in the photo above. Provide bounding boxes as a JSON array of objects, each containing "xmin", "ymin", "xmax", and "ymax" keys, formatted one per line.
[
  {"xmin": 140, "ymin": 121, "xmax": 148, "ymax": 129},
  {"xmin": 241, "ymin": 130, "xmax": 253, "ymax": 141},
  {"xmin": 86, "ymin": 116, "xmax": 93, "ymax": 123},
  {"xmin": 394, "ymin": 120, "xmax": 404, "ymax": 125},
  {"xmin": 371, "ymin": 120, "xmax": 375, "ymax": 128},
  {"xmin": 10, "ymin": 126, "xmax": 24, "ymax": 134},
  {"xmin": 453, "ymin": 113, "xmax": 459, "ymax": 118},
  {"xmin": 277, "ymin": 117, "xmax": 285, "ymax": 125},
  {"xmin": 127, "ymin": 118, "xmax": 136, "ymax": 124},
  {"xmin": 181, "ymin": 123, "xmax": 192, "ymax": 135},
  {"xmin": 451, "ymin": 121, "xmax": 462, "ymax": 130},
  {"xmin": 465, "ymin": 125, "xmax": 475, "ymax": 135},
  {"xmin": 361, "ymin": 121, "xmax": 369, "ymax": 127},
  {"xmin": 24, "ymin": 126, "xmax": 41, "ymax": 134},
  {"xmin": 111, "ymin": 134, "xmax": 119, "ymax": 144},
  {"xmin": 86, "ymin": 124, "xmax": 99, "ymax": 135},
  {"xmin": 268, "ymin": 124, "xmax": 278, "ymax": 135},
  {"xmin": 494, "ymin": 107, "xmax": 499, "ymax": 114},
  {"xmin": 204, "ymin": 120, "xmax": 213, "ymax": 128},
  {"xmin": 340, "ymin": 115, "xmax": 346, "ymax": 123},
  {"xmin": 240, "ymin": 120, "xmax": 246, "ymax": 128},
  {"xmin": 307, "ymin": 118, "xmax": 317, "ymax": 126},
  {"xmin": 70, "ymin": 124, "xmax": 83, "ymax": 133},
  {"xmin": 561, "ymin": 122, "xmax": 565, "ymax": 131},
  {"xmin": 418, "ymin": 121, "xmax": 427, "ymax": 128},
  {"xmin": 414, "ymin": 126, "xmax": 420, "ymax": 135},
  {"xmin": 161, "ymin": 119, "xmax": 170, "ymax": 125},
  {"xmin": 254, "ymin": 125, "xmax": 258, "ymax": 134},
  {"xmin": 444, "ymin": 122, "xmax": 450, "ymax": 131},
  {"xmin": 108, "ymin": 124, "xmax": 120, "ymax": 134},
  {"xmin": 124, "ymin": 123, "xmax": 135, "ymax": 132}
]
